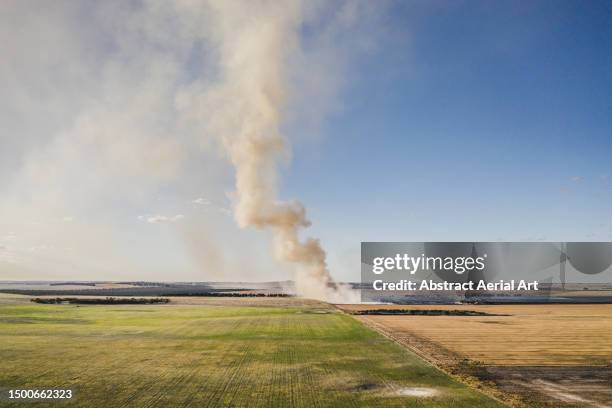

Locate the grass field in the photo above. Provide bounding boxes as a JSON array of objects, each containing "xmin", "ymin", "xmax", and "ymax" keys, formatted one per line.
[{"xmin": 0, "ymin": 296, "xmax": 501, "ymax": 407}]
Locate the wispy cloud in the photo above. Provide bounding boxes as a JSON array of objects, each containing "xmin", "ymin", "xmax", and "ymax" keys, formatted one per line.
[
  {"xmin": 191, "ymin": 197, "xmax": 210, "ymax": 205},
  {"xmin": 138, "ymin": 214, "xmax": 185, "ymax": 224},
  {"xmin": 190, "ymin": 196, "xmax": 232, "ymax": 217}
]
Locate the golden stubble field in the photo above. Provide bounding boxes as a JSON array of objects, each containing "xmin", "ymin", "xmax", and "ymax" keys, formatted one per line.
[
  {"xmin": 338, "ymin": 303, "xmax": 612, "ymax": 407},
  {"xmin": 339, "ymin": 304, "xmax": 612, "ymax": 366}
]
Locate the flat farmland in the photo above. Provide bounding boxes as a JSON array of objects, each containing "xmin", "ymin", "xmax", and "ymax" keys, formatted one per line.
[
  {"xmin": 341, "ymin": 304, "xmax": 612, "ymax": 365},
  {"xmin": 339, "ymin": 304, "xmax": 612, "ymax": 407},
  {"xmin": 0, "ymin": 296, "xmax": 501, "ymax": 407}
]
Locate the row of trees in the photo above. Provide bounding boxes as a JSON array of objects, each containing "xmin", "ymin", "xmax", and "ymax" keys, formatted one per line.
[{"xmin": 31, "ymin": 297, "xmax": 170, "ymax": 305}]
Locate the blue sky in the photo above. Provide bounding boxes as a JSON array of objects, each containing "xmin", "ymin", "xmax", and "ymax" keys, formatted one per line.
[{"xmin": 282, "ymin": 1, "xmax": 612, "ymax": 274}]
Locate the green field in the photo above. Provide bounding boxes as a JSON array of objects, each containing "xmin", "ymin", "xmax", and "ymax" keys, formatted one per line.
[{"xmin": 0, "ymin": 298, "xmax": 501, "ymax": 407}]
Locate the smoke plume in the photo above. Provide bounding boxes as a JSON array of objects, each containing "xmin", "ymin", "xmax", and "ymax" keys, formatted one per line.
[{"xmin": 200, "ymin": 1, "xmax": 358, "ymax": 302}]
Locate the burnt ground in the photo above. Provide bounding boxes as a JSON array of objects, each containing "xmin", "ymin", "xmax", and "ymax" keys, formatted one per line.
[{"xmin": 479, "ymin": 365, "xmax": 612, "ymax": 407}]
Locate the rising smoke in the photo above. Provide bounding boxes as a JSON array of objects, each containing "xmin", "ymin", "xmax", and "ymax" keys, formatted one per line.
[{"xmin": 200, "ymin": 1, "xmax": 358, "ymax": 302}]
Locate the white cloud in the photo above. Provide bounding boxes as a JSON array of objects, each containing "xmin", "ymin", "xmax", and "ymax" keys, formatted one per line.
[
  {"xmin": 139, "ymin": 214, "xmax": 185, "ymax": 224},
  {"xmin": 191, "ymin": 197, "xmax": 210, "ymax": 205},
  {"xmin": 191, "ymin": 196, "xmax": 232, "ymax": 216}
]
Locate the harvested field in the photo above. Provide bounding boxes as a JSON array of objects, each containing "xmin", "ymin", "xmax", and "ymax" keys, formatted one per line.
[
  {"xmin": 339, "ymin": 304, "xmax": 612, "ymax": 365},
  {"xmin": 338, "ymin": 304, "xmax": 612, "ymax": 407}
]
